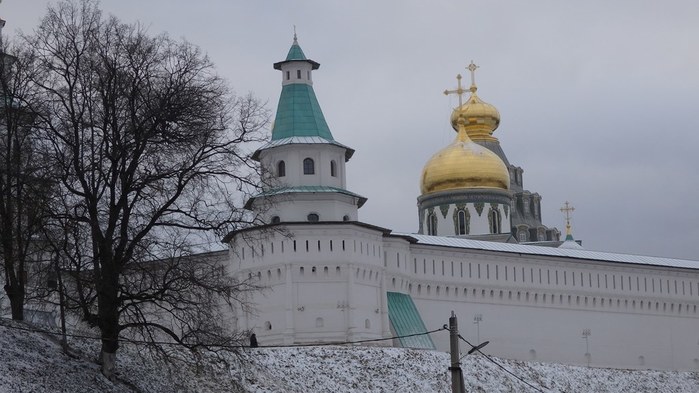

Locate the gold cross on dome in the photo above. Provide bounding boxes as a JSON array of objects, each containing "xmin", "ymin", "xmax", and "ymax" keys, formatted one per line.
[
  {"xmin": 467, "ymin": 60, "xmax": 479, "ymax": 91},
  {"xmin": 443, "ymin": 74, "xmax": 467, "ymax": 107},
  {"xmin": 560, "ymin": 201, "xmax": 575, "ymax": 222}
]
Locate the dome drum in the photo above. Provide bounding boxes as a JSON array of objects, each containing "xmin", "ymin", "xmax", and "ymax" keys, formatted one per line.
[{"xmin": 417, "ymin": 188, "xmax": 512, "ymax": 209}]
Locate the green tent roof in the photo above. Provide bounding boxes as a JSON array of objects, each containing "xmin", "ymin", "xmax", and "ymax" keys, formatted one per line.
[
  {"xmin": 270, "ymin": 83, "xmax": 334, "ymax": 140},
  {"xmin": 286, "ymin": 41, "xmax": 307, "ymax": 61},
  {"xmin": 386, "ymin": 292, "xmax": 436, "ymax": 350}
]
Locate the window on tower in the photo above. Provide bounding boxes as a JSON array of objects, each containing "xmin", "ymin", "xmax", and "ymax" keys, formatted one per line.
[
  {"xmin": 303, "ymin": 158, "xmax": 315, "ymax": 174},
  {"xmin": 286, "ymin": 71, "xmax": 290, "ymax": 80},
  {"xmin": 330, "ymin": 160, "xmax": 337, "ymax": 177},
  {"xmin": 277, "ymin": 160, "xmax": 286, "ymax": 177},
  {"xmin": 427, "ymin": 213, "xmax": 438, "ymax": 236},
  {"xmin": 297, "ymin": 70, "xmax": 301, "ymax": 79},
  {"xmin": 307, "ymin": 213, "xmax": 319, "ymax": 222},
  {"xmin": 457, "ymin": 210, "xmax": 468, "ymax": 235},
  {"xmin": 489, "ymin": 209, "xmax": 501, "ymax": 234}
]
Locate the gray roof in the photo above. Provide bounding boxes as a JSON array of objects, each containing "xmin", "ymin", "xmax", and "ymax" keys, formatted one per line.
[
  {"xmin": 395, "ymin": 233, "xmax": 699, "ymax": 270},
  {"xmin": 252, "ymin": 136, "xmax": 354, "ymax": 161},
  {"xmin": 245, "ymin": 185, "xmax": 367, "ymax": 209}
]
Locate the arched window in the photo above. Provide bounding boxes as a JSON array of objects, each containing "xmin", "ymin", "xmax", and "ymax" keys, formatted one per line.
[
  {"xmin": 427, "ymin": 213, "xmax": 438, "ymax": 236},
  {"xmin": 277, "ymin": 160, "xmax": 286, "ymax": 177},
  {"xmin": 456, "ymin": 210, "xmax": 469, "ymax": 235},
  {"xmin": 303, "ymin": 158, "xmax": 315, "ymax": 174},
  {"xmin": 307, "ymin": 213, "xmax": 319, "ymax": 222},
  {"xmin": 271, "ymin": 216, "xmax": 281, "ymax": 224},
  {"xmin": 489, "ymin": 209, "xmax": 501, "ymax": 234},
  {"xmin": 343, "ymin": 215, "xmax": 350, "ymax": 221},
  {"xmin": 330, "ymin": 160, "xmax": 337, "ymax": 177}
]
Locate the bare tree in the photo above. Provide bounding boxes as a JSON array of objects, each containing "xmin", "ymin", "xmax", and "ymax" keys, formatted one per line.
[
  {"xmin": 25, "ymin": 0, "xmax": 268, "ymax": 377},
  {"xmin": 0, "ymin": 29, "xmax": 53, "ymax": 321}
]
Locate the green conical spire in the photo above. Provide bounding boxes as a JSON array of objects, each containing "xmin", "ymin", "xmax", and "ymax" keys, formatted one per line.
[
  {"xmin": 270, "ymin": 36, "xmax": 333, "ymax": 141},
  {"xmin": 285, "ymin": 33, "xmax": 307, "ymax": 61}
]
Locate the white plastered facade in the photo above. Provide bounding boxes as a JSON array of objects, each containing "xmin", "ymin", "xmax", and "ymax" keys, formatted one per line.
[{"xmin": 227, "ymin": 225, "xmax": 699, "ymax": 371}]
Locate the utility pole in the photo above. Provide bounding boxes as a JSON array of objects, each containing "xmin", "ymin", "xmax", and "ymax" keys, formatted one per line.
[{"xmin": 449, "ymin": 311, "xmax": 465, "ymax": 393}]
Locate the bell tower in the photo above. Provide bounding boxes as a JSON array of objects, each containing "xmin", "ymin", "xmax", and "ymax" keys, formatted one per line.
[{"xmin": 245, "ymin": 34, "xmax": 366, "ymax": 223}]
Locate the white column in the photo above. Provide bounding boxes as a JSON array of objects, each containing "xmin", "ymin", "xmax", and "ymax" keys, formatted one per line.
[
  {"xmin": 380, "ymin": 270, "xmax": 391, "ymax": 339},
  {"xmin": 346, "ymin": 263, "xmax": 355, "ymax": 341},
  {"xmin": 284, "ymin": 263, "xmax": 295, "ymax": 344}
]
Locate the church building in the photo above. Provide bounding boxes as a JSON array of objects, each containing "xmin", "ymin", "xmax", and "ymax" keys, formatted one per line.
[{"xmin": 225, "ymin": 36, "xmax": 699, "ymax": 371}]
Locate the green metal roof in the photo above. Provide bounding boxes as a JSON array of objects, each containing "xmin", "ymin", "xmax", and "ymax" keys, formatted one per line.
[
  {"xmin": 286, "ymin": 41, "xmax": 307, "ymax": 61},
  {"xmin": 270, "ymin": 83, "xmax": 334, "ymax": 141},
  {"xmin": 386, "ymin": 292, "xmax": 436, "ymax": 350}
]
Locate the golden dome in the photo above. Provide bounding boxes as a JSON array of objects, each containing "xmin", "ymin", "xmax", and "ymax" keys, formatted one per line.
[
  {"xmin": 450, "ymin": 86, "xmax": 500, "ymax": 142},
  {"xmin": 421, "ymin": 121, "xmax": 510, "ymax": 194}
]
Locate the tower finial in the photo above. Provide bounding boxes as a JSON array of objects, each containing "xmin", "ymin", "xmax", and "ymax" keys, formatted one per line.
[
  {"xmin": 293, "ymin": 25, "xmax": 297, "ymax": 43},
  {"xmin": 560, "ymin": 201, "xmax": 576, "ymax": 238},
  {"xmin": 443, "ymin": 74, "xmax": 467, "ymax": 107},
  {"xmin": 467, "ymin": 60, "xmax": 479, "ymax": 93}
]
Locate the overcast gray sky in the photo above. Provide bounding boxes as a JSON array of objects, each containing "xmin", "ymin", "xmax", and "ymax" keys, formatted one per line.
[{"xmin": 4, "ymin": 1, "xmax": 699, "ymax": 260}]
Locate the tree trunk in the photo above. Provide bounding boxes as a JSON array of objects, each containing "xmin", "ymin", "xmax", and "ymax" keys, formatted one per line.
[
  {"xmin": 100, "ymin": 350, "xmax": 117, "ymax": 380},
  {"xmin": 97, "ymin": 268, "xmax": 120, "ymax": 379},
  {"xmin": 5, "ymin": 282, "xmax": 24, "ymax": 320}
]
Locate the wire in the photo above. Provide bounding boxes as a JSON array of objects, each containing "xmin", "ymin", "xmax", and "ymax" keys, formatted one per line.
[
  {"xmin": 0, "ymin": 318, "xmax": 447, "ymax": 350},
  {"xmin": 258, "ymin": 326, "xmax": 447, "ymax": 348},
  {"xmin": 458, "ymin": 334, "xmax": 548, "ymax": 393}
]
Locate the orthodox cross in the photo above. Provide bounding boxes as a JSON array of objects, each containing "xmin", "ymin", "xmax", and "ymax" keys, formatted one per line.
[
  {"xmin": 560, "ymin": 201, "xmax": 576, "ymax": 236},
  {"xmin": 560, "ymin": 201, "xmax": 575, "ymax": 222},
  {"xmin": 443, "ymin": 74, "xmax": 467, "ymax": 107},
  {"xmin": 467, "ymin": 60, "xmax": 479, "ymax": 92},
  {"xmin": 293, "ymin": 25, "xmax": 297, "ymax": 42}
]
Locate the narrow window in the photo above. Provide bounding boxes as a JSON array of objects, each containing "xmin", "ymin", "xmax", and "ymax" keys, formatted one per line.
[
  {"xmin": 286, "ymin": 71, "xmax": 290, "ymax": 80},
  {"xmin": 457, "ymin": 210, "xmax": 467, "ymax": 235},
  {"xmin": 303, "ymin": 158, "xmax": 315, "ymax": 174},
  {"xmin": 330, "ymin": 160, "xmax": 337, "ymax": 177},
  {"xmin": 427, "ymin": 213, "xmax": 438, "ymax": 235},
  {"xmin": 489, "ymin": 209, "xmax": 501, "ymax": 234},
  {"xmin": 297, "ymin": 69, "xmax": 301, "ymax": 79},
  {"xmin": 277, "ymin": 160, "xmax": 286, "ymax": 177},
  {"xmin": 307, "ymin": 71, "xmax": 311, "ymax": 80}
]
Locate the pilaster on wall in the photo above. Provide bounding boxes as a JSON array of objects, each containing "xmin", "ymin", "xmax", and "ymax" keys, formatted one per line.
[{"xmin": 284, "ymin": 263, "xmax": 295, "ymax": 344}]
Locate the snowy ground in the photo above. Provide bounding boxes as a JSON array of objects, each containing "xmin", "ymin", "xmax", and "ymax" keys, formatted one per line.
[{"xmin": 0, "ymin": 319, "xmax": 697, "ymax": 392}]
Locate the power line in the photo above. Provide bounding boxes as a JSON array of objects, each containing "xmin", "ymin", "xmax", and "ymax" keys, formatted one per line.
[
  {"xmin": 0, "ymin": 318, "xmax": 447, "ymax": 350},
  {"xmin": 458, "ymin": 334, "xmax": 548, "ymax": 393}
]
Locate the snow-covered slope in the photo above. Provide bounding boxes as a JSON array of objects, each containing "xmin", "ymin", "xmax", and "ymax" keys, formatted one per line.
[{"xmin": 0, "ymin": 319, "xmax": 697, "ymax": 392}]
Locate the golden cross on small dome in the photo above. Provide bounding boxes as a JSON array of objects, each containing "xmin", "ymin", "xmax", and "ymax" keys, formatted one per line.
[
  {"xmin": 443, "ymin": 74, "xmax": 467, "ymax": 107},
  {"xmin": 467, "ymin": 60, "xmax": 479, "ymax": 92},
  {"xmin": 560, "ymin": 201, "xmax": 575, "ymax": 221},
  {"xmin": 560, "ymin": 201, "xmax": 576, "ymax": 236}
]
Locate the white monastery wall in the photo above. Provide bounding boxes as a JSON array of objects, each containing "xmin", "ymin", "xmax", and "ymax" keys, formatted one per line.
[{"xmin": 228, "ymin": 224, "xmax": 699, "ymax": 370}]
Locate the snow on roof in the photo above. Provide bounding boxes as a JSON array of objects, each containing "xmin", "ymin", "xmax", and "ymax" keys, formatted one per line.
[{"xmin": 396, "ymin": 233, "xmax": 699, "ymax": 271}]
